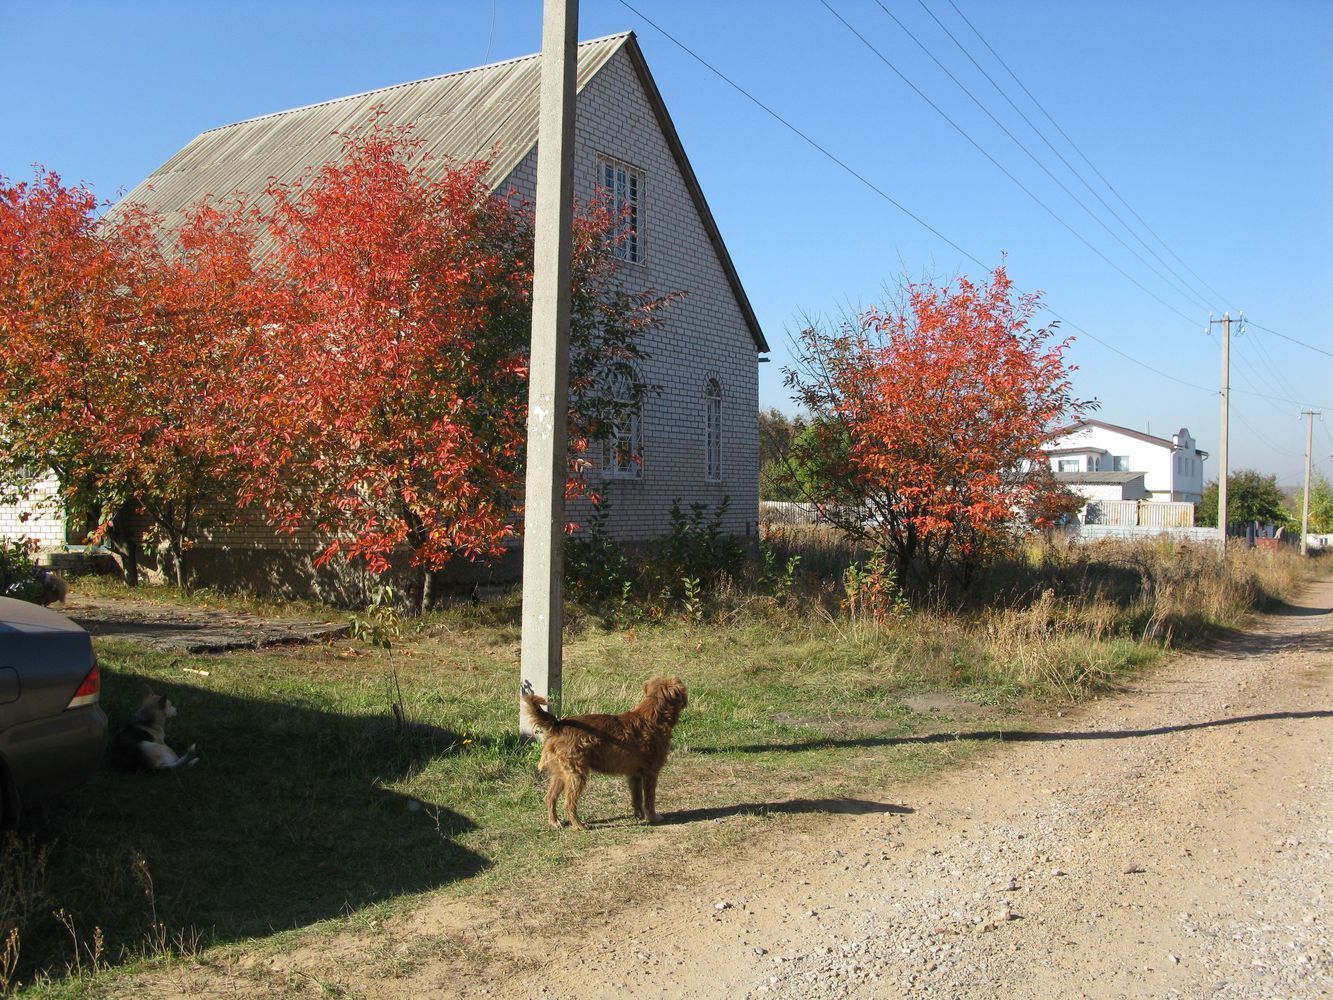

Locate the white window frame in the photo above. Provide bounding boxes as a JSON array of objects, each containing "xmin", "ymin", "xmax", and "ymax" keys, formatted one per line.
[
  {"xmin": 1057, "ymin": 458, "xmax": 1080, "ymax": 472},
  {"xmin": 599, "ymin": 155, "xmax": 644, "ymax": 264},
  {"xmin": 601, "ymin": 369, "xmax": 643, "ymax": 480},
  {"xmin": 704, "ymin": 378, "xmax": 722, "ymax": 482}
]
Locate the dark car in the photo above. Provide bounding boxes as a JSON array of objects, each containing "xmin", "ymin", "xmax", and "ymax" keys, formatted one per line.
[{"xmin": 0, "ymin": 596, "xmax": 106, "ymax": 825}]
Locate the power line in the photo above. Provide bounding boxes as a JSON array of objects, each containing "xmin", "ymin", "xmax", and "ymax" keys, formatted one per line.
[
  {"xmin": 619, "ymin": 1, "xmax": 1323, "ymax": 451},
  {"xmin": 915, "ymin": 0, "xmax": 1227, "ymax": 315},
  {"xmin": 818, "ymin": 0, "xmax": 1203, "ymax": 329},
  {"xmin": 1233, "ymin": 411, "xmax": 1302, "ymax": 463},
  {"xmin": 1245, "ymin": 321, "xmax": 1333, "ymax": 359},
  {"xmin": 942, "ymin": 0, "xmax": 1233, "ymax": 308},
  {"xmin": 613, "ymin": 0, "xmax": 988, "ymax": 271},
  {"xmin": 1039, "ymin": 306, "xmax": 1217, "ymax": 396},
  {"xmin": 1237, "ymin": 326, "xmax": 1308, "ymax": 407},
  {"xmin": 872, "ymin": 0, "xmax": 1215, "ymax": 316}
]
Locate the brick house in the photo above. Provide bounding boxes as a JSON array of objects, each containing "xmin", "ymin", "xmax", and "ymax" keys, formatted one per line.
[{"xmin": 1, "ymin": 33, "xmax": 767, "ymax": 596}]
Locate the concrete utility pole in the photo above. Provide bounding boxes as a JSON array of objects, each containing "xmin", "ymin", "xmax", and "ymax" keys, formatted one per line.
[
  {"xmin": 1300, "ymin": 410, "xmax": 1321, "ymax": 556},
  {"xmin": 520, "ymin": 0, "xmax": 578, "ymax": 733},
  {"xmin": 1210, "ymin": 314, "xmax": 1234, "ymax": 550}
]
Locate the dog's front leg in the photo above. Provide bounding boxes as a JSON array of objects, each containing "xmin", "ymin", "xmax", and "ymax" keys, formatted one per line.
[
  {"xmin": 628, "ymin": 775, "xmax": 646, "ymax": 820},
  {"xmin": 641, "ymin": 771, "xmax": 660, "ymax": 823}
]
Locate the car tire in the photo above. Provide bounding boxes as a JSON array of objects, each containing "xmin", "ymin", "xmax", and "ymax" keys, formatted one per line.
[{"xmin": 0, "ymin": 759, "xmax": 18, "ymax": 830}]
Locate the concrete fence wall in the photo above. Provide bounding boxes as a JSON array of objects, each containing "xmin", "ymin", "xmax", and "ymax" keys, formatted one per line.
[{"xmin": 1062, "ymin": 524, "xmax": 1220, "ymax": 546}]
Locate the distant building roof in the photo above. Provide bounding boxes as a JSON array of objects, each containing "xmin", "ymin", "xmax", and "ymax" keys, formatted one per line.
[
  {"xmin": 1048, "ymin": 418, "xmax": 1177, "ymax": 450},
  {"xmin": 1048, "ymin": 419, "xmax": 1211, "ymax": 461},
  {"xmin": 1047, "ymin": 445, "xmax": 1111, "ymax": 457},
  {"xmin": 1054, "ymin": 471, "xmax": 1147, "ymax": 485}
]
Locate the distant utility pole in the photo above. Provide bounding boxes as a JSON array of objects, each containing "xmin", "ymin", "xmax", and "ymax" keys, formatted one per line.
[
  {"xmin": 520, "ymin": 0, "xmax": 578, "ymax": 734},
  {"xmin": 1208, "ymin": 313, "xmax": 1238, "ymax": 550},
  {"xmin": 1300, "ymin": 409, "xmax": 1321, "ymax": 556}
]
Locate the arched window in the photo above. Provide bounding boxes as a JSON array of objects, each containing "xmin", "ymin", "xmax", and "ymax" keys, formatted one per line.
[
  {"xmin": 704, "ymin": 378, "xmax": 722, "ymax": 482},
  {"xmin": 602, "ymin": 368, "xmax": 643, "ymax": 479}
]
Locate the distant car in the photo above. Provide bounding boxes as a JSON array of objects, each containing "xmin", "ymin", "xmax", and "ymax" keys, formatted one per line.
[{"xmin": 0, "ymin": 596, "xmax": 106, "ymax": 825}]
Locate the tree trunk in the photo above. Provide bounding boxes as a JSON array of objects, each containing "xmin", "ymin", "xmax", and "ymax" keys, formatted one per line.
[
  {"xmin": 172, "ymin": 538, "xmax": 187, "ymax": 592},
  {"xmin": 107, "ymin": 499, "xmax": 141, "ymax": 587},
  {"xmin": 419, "ymin": 565, "xmax": 436, "ymax": 615},
  {"xmin": 118, "ymin": 539, "xmax": 140, "ymax": 587}
]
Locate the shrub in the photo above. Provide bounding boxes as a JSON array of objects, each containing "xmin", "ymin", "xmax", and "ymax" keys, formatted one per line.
[
  {"xmin": 648, "ymin": 498, "xmax": 745, "ymax": 598},
  {"xmin": 0, "ymin": 540, "xmax": 47, "ymax": 605}
]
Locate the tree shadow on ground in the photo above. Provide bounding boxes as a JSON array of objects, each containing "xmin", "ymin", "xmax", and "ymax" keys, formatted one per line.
[
  {"xmin": 695, "ymin": 710, "xmax": 1333, "ymax": 757},
  {"xmin": 1205, "ymin": 624, "xmax": 1333, "ymax": 659},
  {"xmin": 8, "ymin": 668, "xmax": 487, "ymax": 985},
  {"xmin": 1266, "ymin": 600, "xmax": 1331, "ymax": 618}
]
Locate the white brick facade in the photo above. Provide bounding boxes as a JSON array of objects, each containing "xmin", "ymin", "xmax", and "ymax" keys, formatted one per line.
[
  {"xmin": 504, "ymin": 48, "xmax": 760, "ymax": 541},
  {"xmin": 0, "ymin": 473, "xmax": 66, "ymax": 550}
]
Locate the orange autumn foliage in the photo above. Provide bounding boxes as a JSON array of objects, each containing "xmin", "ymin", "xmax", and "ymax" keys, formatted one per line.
[{"xmin": 787, "ymin": 266, "xmax": 1088, "ymax": 589}]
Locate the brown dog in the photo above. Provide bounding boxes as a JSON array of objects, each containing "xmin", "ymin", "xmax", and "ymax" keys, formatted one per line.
[{"xmin": 522, "ymin": 677, "xmax": 688, "ymax": 830}]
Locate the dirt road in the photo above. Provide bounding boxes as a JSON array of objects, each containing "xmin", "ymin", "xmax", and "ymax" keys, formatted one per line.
[{"xmin": 499, "ymin": 579, "xmax": 1332, "ymax": 999}]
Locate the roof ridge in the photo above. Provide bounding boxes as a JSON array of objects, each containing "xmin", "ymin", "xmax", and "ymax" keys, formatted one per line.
[{"xmin": 196, "ymin": 32, "xmax": 632, "ymax": 137}]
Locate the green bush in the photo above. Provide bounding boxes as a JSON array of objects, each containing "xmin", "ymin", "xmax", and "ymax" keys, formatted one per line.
[
  {"xmin": 0, "ymin": 539, "xmax": 47, "ymax": 604},
  {"xmin": 648, "ymin": 498, "xmax": 745, "ymax": 598}
]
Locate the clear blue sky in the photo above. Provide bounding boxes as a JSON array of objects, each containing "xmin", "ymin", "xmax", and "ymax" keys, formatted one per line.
[{"xmin": 3, "ymin": 1, "xmax": 1330, "ymax": 484}]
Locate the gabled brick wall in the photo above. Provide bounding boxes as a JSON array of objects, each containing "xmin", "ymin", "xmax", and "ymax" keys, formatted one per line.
[{"xmin": 504, "ymin": 47, "xmax": 760, "ymax": 541}]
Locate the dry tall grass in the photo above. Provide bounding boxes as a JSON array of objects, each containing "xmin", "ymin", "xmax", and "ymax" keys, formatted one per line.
[{"xmin": 758, "ymin": 527, "xmax": 1314, "ymax": 698}]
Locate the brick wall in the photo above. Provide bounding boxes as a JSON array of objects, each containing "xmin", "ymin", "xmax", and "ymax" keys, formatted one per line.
[
  {"xmin": 505, "ymin": 48, "xmax": 761, "ymax": 542},
  {"xmin": 0, "ymin": 473, "xmax": 66, "ymax": 550}
]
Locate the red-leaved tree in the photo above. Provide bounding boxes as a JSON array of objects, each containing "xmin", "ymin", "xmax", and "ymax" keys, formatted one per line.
[
  {"xmin": 0, "ymin": 170, "xmax": 264, "ymax": 586},
  {"xmin": 785, "ymin": 266, "xmax": 1088, "ymax": 590},
  {"xmin": 3, "ymin": 121, "xmax": 669, "ymax": 604},
  {"xmin": 239, "ymin": 121, "xmax": 668, "ymax": 610}
]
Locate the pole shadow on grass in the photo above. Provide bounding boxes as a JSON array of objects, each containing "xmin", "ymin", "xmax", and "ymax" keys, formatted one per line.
[
  {"xmin": 693, "ymin": 710, "xmax": 1333, "ymax": 757},
  {"xmin": 12, "ymin": 668, "xmax": 488, "ymax": 982},
  {"xmin": 661, "ymin": 797, "xmax": 913, "ymax": 825}
]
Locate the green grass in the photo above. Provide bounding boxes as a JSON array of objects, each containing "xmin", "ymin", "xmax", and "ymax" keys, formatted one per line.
[{"xmin": 2, "ymin": 539, "xmax": 1319, "ymax": 996}]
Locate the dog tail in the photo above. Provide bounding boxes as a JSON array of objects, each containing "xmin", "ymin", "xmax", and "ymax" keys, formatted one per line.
[{"xmin": 522, "ymin": 693, "xmax": 560, "ymax": 734}]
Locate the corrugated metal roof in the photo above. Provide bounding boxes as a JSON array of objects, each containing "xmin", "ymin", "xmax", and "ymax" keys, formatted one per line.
[
  {"xmin": 112, "ymin": 31, "xmax": 767, "ymax": 353},
  {"xmin": 116, "ymin": 34, "xmax": 631, "ymax": 232}
]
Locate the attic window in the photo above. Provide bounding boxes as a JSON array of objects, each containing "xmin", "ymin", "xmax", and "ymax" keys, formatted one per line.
[{"xmin": 600, "ymin": 156, "xmax": 643, "ymax": 263}]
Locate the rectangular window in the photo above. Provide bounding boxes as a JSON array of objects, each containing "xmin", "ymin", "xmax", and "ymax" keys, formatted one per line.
[
  {"xmin": 1057, "ymin": 459, "xmax": 1080, "ymax": 472},
  {"xmin": 600, "ymin": 156, "xmax": 643, "ymax": 263},
  {"xmin": 1113, "ymin": 455, "xmax": 1130, "ymax": 472}
]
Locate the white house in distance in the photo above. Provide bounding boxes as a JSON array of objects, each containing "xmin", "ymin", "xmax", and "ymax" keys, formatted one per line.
[
  {"xmin": 1, "ymin": 33, "xmax": 768, "ymax": 597},
  {"xmin": 1045, "ymin": 419, "xmax": 1207, "ymax": 503}
]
